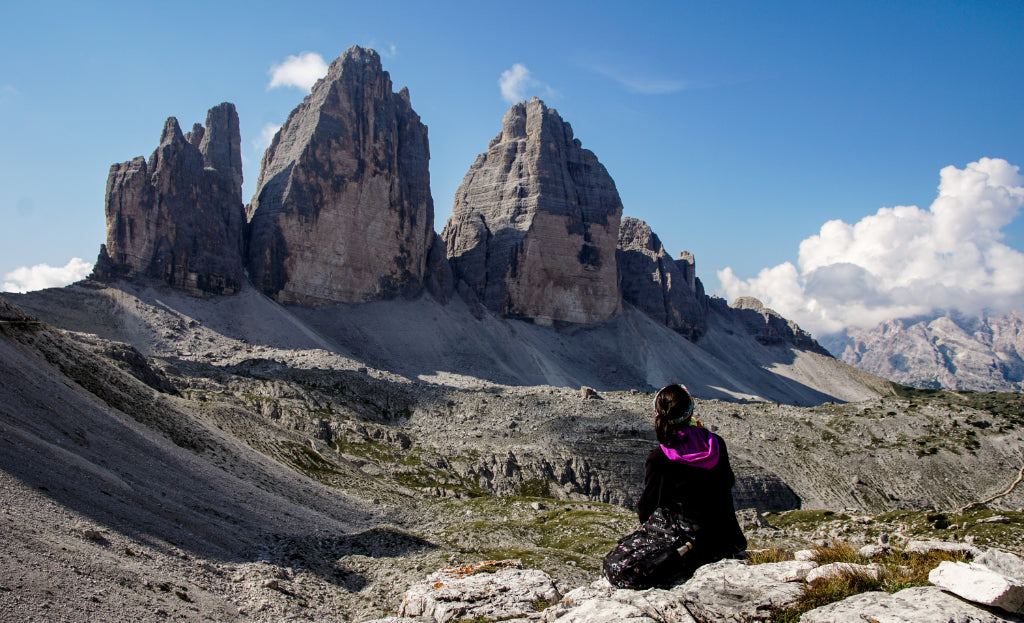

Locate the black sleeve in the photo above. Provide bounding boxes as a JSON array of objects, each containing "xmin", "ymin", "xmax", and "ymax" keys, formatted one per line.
[
  {"xmin": 717, "ymin": 436, "xmax": 736, "ymax": 489},
  {"xmin": 636, "ymin": 450, "xmax": 661, "ymax": 524}
]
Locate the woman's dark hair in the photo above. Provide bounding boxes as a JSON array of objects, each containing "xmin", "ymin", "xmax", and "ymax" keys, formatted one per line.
[{"xmin": 653, "ymin": 384, "xmax": 695, "ymax": 444}]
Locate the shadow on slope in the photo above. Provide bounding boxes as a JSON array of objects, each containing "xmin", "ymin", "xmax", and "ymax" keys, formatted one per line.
[
  {"xmin": 0, "ymin": 306, "xmax": 433, "ymax": 589},
  {"xmin": 9, "ymin": 280, "xmax": 891, "ymax": 405}
]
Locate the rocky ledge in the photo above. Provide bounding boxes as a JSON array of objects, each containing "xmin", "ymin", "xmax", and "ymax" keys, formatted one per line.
[{"xmin": 367, "ymin": 541, "xmax": 1024, "ymax": 623}]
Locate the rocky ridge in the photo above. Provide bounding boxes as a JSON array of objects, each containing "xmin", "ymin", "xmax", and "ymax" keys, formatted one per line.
[
  {"xmin": 823, "ymin": 310, "xmax": 1024, "ymax": 392},
  {"xmin": 617, "ymin": 217, "xmax": 708, "ymax": 340},
  {"xmin": 368, "ymin": 543, "xmax": 1024, "ymax": 623},
  {"xmin": 89, "ymin": 46, "xmax": 828, "ymax": 369}
]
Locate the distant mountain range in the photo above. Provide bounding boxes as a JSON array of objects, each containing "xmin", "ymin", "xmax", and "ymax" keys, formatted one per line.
[{"xmin": 820, "ymin": 310, "xmax": 1024, "ymax": 392}]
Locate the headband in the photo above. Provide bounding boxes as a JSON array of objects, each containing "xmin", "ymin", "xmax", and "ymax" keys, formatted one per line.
[{"xmin": 654, "ymin": 384, "xmax": 695, "ymax": 423}]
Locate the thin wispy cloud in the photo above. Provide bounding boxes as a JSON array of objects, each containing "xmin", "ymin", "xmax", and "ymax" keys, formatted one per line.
[
  {"xmin": 499, "ymin": 63, "xmax": 556, "ymax": 104},
  {"xmin": 718, "ymin": 158, "xmax": 1024, "ymax": 337},
  {"xmin": 587, "ymin": 63, "xmax": 687, "ymax": 95},
  {"xmin": 2, "ymin": 257, "xmax": 92, "ymax": 293},
  {"xmin": 585, "ymin": 58, "xmax": 688, "ymax": 94},
  {"xmin": 268, "ymin": 52, "xmax": 328, "ymax": 91}
]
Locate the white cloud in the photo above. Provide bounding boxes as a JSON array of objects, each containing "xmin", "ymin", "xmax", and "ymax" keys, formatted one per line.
[
  {"xmin": 268, "ymin": 52, "xmax": 328, "ymax": 91},
  {"xmin": 499, "ymin": 63, "xmax": 555, "ymax": 104},
  {"xmin": 253, "ymin": 122, "xmax": 281, "ymax": 152},
  {"xmin": 718, "ymin": 158, "xmax": 1024, "ymax": 337},
  {"xmin": 3, "ymin": 258, "xmax": 93, "ymax": 293}
]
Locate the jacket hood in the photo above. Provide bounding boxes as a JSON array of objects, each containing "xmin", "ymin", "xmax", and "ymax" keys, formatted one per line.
[{"xmin": 660, "ymin": 426, "xmax": 719, "ymax": 469}]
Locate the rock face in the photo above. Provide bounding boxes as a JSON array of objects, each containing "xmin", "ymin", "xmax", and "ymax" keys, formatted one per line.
[
  {"xmin": 442, "ymin": 97, "xmax": 622, "ymax": 325},
  {"xmin": 719, "ymin": 296, "xmax": 827, "ymax": 353},
  {"xmin": 617, "ymin": 217, "xmax": 708, "ymax": 340},
  {"xmin": 821, "ymin": 311, "xmax": 1024, "ymax": 391},
  {"xmin": 93, "ymin": 103, "xmax": 246, "ymax": 295},
  {"xmin": 246, "ymin": 45, "xmax": 435, "ymax": 305}
]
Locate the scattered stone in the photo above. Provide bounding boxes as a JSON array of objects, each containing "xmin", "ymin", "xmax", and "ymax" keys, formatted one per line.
[
  {"xmin": 399, "ymin": 560, "xmax": 560, "ymax": 623},
  {"xmin": 905, "ymin": 540, "xmax": 983, "ymax": 557},
  {"xmin": 579, "ymin": 387, "xmax": 599, "ymax": 400},
  {"xmin": 805, "ymin": 562, "xmax": 882, "ymax": 583},
  {"xmin": 735, "ymin": 508, "xmax": 774, "ymax": 530},
  {"xmin": 794, "ymin": 549, "xmax": 816, "ymax": 561},
  {"xmin": 929, "ymin": 561, "xmax": 1024, "ymax": 614},
  {"xmin": 859, "ymin": 544, "xmax": 889, "ymax": 559}
]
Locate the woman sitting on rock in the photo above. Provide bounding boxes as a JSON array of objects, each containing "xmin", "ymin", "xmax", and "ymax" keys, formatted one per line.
[{"xmin": 637, "ymin": 383, "xmax": 747, "ymax": 583}]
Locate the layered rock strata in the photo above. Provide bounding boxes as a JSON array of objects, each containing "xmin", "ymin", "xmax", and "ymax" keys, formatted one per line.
[
  {"xmin": 617, "ymin": 217, "xmax": 708, "ymax": 340},
  {"xmin": 246, "ymin": 45, "xmax": 435, "ymax": 305},
  {"xmin": 442, "ymin": 97, "xmax": 622, "ymax": 325},
  {"xmin": 93, "ymin": 103, "xmax": 246, "ymax": 295},
  {"xmin": 721, "ymin": 296, "xmax": 827, "ymax": 353}
]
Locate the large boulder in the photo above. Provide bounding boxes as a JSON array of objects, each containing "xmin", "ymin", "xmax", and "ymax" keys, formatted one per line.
[
  {"xmin": 246, "ymin": 45, "xmax": 436, "ymax": 305},
  {"xmin": 617, "ymin": 216, "xmax": 707, "ymax": 340},
  {"xmin": 94, "ymin": 103, "xmax": 246, "ymax": 295},
  {"xmin": 800, "ymin": 586, "xmax": 1020, "ymax": 622},
  {"xmin": 442, "ymin": 97, "xmax": 622, "ymax": 325}
]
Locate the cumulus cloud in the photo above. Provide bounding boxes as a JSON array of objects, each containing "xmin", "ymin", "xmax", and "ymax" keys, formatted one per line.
[
  {"xmin": 268, "ymin": 52, "xmax": 328, "ymax": 91},
  {"xmin": 2, "ymin": 258, "xmax": 93, "ymax": 293},
  {"xmin": 499, "ymin": 63, "xmax": 555, "ymax": 104},
  {"xmin": 718, "ymin": 158, "xmax": 1024, "ymax": 337}
]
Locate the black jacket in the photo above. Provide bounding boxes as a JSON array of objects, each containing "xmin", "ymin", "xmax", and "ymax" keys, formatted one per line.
[{"xmin": 636, "ymin": 433, "xmax": 747, "ymax": 558}]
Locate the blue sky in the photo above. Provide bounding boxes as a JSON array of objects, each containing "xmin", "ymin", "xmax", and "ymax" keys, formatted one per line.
[{"xmin": 2, "ymin": 1, "xmax": 1022, "ymax": 336}]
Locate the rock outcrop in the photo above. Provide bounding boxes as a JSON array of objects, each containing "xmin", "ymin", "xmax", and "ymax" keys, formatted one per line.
[
  {"xmin": 93, "ymin": 103, "xmax": 246, "ymax": 295},
  {"xmin": 246, "ymin": 45, "xmax": 436, "ymax": 305},
  {"xmin": 822, "ymin": 311, "xmax": 1024, "ymax": 391},
  {"xmin": 719, "ymin": 296, "xmax": 827, "ymax": 353},
  {"xmin": 375, "ymin": 547, "xmax": 1024, "ymax": 623},
  {"xmin": 442, "ymin": 97, "xmax": 622, "ymax": 325},
  {"xmin": 617, "ymin": 217, "xmax": 708, "ymax": 340}
]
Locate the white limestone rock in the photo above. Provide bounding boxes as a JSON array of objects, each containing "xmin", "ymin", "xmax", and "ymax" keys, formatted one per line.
[
  {"xmin": 930, "ymin": 561, "xmax": 1024, "ymax": 614},
  {"xmin": 977, "ymin": 549, "xmax": 1024, "ymax": 582},
  {"xmin": 906, "ymin": 540, "xmax": 983, "ymax": 557},
  {"xmin": 669, "ymin": 559, "xmax": 814, "ymax": 621},
  {"xmin": 398, "ymin": 560, "xmax": 560, "ymax": 623},
  {"xmin": 801, "ymin": 586, "xmax": 1023, "ymax": 622},
  {"xmin": 805, "ymin": 562, "xmax": 882, "ymax": 583}
]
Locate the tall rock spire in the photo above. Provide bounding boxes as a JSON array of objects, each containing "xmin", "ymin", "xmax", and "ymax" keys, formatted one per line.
[
  {"xmin": 442, "ymin": 98, "xmax": 622, "ymax": 325},
  {"xmin": 246, "ymin": 46, "xmax": 435, "ymax": 305},
  {"xmin": 93, "ymin": 103, "xmax": 246, "ymax": 295}
]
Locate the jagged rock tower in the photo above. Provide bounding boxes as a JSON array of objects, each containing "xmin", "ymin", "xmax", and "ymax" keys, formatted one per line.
[
  {"xmin": 246, "ymin": 46, "xmax": 434, "ymax": 305},
  {"xmin": 617, "ymin": 217, "xmax": 708, "ymax": 340},
  {"xmin": 442, "ymin": 97, "xmax": 623, "ymax": 325},
  {"xmin": 93, "ymin": 103, "xmax": 246, "ymax": 295}
]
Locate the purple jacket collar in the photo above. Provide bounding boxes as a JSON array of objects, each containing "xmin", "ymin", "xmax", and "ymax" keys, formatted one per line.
[{"xmin": 660, "ymin": 426, "xmax": 719, "ymax": 469}]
